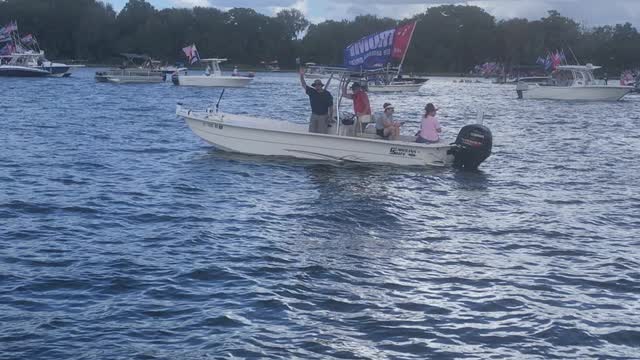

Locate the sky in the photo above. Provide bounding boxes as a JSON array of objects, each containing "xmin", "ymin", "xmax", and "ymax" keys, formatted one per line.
[{"xmin": 105, "ymin": 0, "xmax": 640, "ymax": 28}]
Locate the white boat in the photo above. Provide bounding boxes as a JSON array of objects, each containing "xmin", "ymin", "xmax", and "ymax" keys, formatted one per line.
[
  {"xmin": 176, "ymin": 104, "xmax": 492, "ymax": 169},
  {"xmin": 367, "ymin": 79, "xmax": 428, "ymax": 92},
  {"xmin": 516, "ymin": 64, "xmax": 633, "ymax": 101},
  {"xmin": 172, "ymin": 58, "xmax": 253, "ymax": 87},
  {"xmin": 0, "ymin": 51, "xmax": 73, "ymax": 77}
]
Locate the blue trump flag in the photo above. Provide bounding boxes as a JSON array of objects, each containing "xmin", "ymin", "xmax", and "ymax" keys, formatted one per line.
[{"xmin": 344, "ymin": 28, "xmax": 396, "ymax": 69}]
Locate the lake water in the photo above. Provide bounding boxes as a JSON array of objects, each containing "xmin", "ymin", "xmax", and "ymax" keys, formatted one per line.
[{"xmin": 1, "ymin": 68, "xmax": 639, "ymax": 359}]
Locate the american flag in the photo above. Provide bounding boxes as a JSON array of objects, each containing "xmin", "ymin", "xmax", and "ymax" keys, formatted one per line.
[{"xmin": 182, "ymin": 44, "xmax": 200, "ymax": 65}]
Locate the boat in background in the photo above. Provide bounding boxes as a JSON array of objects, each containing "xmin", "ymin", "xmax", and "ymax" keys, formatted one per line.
[
  {"xmin": 516, "ymin": 64, "xmax": 633, "ymax": 101},
  {"xmin": 365, "ymin": 68, "xmax": 429, "ymax": 92},
  {"xmin": 0, "ymin": 21, "xmax": 75, "ymax": 77},
  {"xmin": 343, "ymin": 21, "xmax": 428, "ymax": 92},
  {"xmin": 172, "ymin": 58, "xmax": 253, "ymax": 87},
  {"xmin": 95, "ymin": 53, "xmax": 166, "ymax": 84},
  {"xmin": 261, "ymin": 60, "xmax": 280, "ymax": 72}
]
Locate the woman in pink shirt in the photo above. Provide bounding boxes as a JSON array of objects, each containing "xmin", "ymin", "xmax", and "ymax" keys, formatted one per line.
[{"xmin": 416, "ymin": 103, "xmax": 442, "ymax": 143}]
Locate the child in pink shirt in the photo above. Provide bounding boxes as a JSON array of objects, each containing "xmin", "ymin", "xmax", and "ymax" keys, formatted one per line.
[{"xmin": 417, "ymin": 103, "xmax": 442, "ymax": 143}]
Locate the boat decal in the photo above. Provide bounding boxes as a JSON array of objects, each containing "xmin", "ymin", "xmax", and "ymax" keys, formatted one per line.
[{"xmin": 389, "ymin": 147, "xmax": 417, "ymax": 157}]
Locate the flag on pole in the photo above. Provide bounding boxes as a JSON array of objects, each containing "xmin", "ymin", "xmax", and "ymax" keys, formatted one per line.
[
  {"xmin": 0, "ymin": 43, "xmax": 15, "ymax": 55},
  {"xmin": 391, "ymin": 21, "xmax": 417, "ymax": 60},
  {"xmin": 182, "ymin": 44, "xmax": 200, "ymax": 64},
  {"xmin": 20, "ymin": 34, "xmax": 36, "ymax": 45},
  {"xmin": 1, "ymin": 21, "xmax": 18, "ymax": 35}
]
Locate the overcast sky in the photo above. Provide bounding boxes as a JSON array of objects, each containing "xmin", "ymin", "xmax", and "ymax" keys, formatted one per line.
[{"xmin": 106, "ymin": 0, "xmax": 640, "ymax": 27}]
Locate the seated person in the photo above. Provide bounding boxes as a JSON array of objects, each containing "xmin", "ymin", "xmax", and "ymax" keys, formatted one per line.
[
  {"xmin": 416, "ymin": 103, "xmax": 442, "ymax": 143},
  {"xmin": 374, "ymin": 103, "xmax": 402, "ymax": 140}
]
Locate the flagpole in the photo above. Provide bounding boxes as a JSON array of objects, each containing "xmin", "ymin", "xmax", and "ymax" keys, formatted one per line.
[
  {"xmin": 568, "ymin": 47, "xmax": 580, "ymax": 65},
  {"xmin": 396, "ymin": 20, "xmax": 418, "ymax": 78}
]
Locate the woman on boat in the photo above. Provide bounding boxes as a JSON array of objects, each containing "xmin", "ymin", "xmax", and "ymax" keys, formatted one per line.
[{"xmin": 416, "ymin": 103, "xmax": 441, "ymax": 143}]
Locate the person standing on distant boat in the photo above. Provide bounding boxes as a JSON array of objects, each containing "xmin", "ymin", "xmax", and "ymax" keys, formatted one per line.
[
  {"xmin": 342, "ymin": 82, "xmax": 371, "ymax": 134},
  {"xmin": 299, "ymin": 67, "xmax": 333, "ymax": 134},
  {"xmin": 416, "ymin": 103, "xmax": 441, "ymax": 143}
]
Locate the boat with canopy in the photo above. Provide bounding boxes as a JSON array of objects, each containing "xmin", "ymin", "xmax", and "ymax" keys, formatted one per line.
[
  {"xmin": 516, "ymin": 64, "xmax": 633, "ymax": 101},
  {"xmin": 95, "ymin": 53, "xmax": 166, "ymax": 83}
]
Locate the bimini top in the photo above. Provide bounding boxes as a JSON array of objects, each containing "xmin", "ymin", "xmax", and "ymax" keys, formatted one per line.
[
  {"xmin": 556, "ymin": 64, "xmax": 601, "ymax": 71},
  {"xmin": 200, "ymin": 58, "xmax": 228, "ymax": 63}
]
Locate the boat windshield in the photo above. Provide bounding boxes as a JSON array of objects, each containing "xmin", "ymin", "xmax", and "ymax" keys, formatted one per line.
[{"xmin": 552, "ymin": 70, "xmax": 574, "ymax": 86}]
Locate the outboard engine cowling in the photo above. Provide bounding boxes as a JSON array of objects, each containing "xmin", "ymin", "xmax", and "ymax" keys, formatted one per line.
[
  {"xmin": 171, "ymin": 73, "xmax": 179, "ymax": 85},
  {"xmin": 448, "ymin": 124, "xmax": 492, "ymax": 170}
]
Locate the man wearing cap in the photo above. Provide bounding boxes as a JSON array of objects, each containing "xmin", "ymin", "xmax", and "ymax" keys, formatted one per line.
[
  {"xmin": 374, "ymin": 103, "xmax": 402, "ymax": 140},
  {"xmin": 342, "ymin": 81, "xmax": 371, "ymax": 134},
  {"xmin": 299, "ymin": 67, "xmax": 333, "ymax": 134}
]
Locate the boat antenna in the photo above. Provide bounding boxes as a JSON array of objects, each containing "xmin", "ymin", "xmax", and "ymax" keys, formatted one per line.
[{"xmin": 215, "ymin": 88, "xmax": 225, "ymax": 113}]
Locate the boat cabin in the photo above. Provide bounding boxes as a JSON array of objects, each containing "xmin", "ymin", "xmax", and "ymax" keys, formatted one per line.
[
  {"xmin": 549, "ymin": 64, "xmax": 599, "ymax": 87},
  {"xmin": 202, "ymin": 58, "xmax": 227, "ymax": 77}
]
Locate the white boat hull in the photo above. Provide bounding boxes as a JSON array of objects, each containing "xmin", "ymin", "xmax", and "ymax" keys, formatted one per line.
[
  {"xmin": 367, "ymin": 82, "xmax": 426, "ymax": 93},
  {"xmin": 177, "ymin": 106, "xmax": 455, "ymax": 167},
  {"xmin": 518, "ymin": 84, "xmax": 632, "ymax": 101},
  {"xmin": 173, "ymin": 75, "xmax": 253, "ymax": 87}
]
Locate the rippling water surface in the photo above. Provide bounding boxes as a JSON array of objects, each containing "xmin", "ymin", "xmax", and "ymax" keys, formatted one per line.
[{"xmin": 1, "ymin": 68, "xmax": 639, "ymax": 359}]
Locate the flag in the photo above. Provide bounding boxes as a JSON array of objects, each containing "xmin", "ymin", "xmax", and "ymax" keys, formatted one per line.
[
  {"xmin": 20, "ymin": 34, "xmax": 36, "ymax": 45},
  {"xmin": 544, "ymin": 54, "xmax": 552, "ymax": 71},
  {"xmin": 182, "ymin": 44, "xmax": 199, "ymax": 64},
  {"xmin": 1, "ymin": 21, "xmax": 18, "ymax": 35},
  {"xmin": 344, "ymin": 21, "xmax": 417, "ymax": 69},
  {"xmin": 0, "ymin": 35, "xmax": 11, "ymax": 43},
  {"xmin": 536, "ymin": 56, "xmax": 545, "ymax": 66},
  {"xmin": 551, "ymin": 51, "xmax": 561, "ymax": 70},
  {"xmin": 391, "ymin": 21, "xmax": 417, "ymax": 60},
  {"xmin": 559, "ymin": 49, "xmax": 567, "ymax": 63},
  {"xmin": 0, "ymin": 43, "xmax": 15, "ymax": 55}
]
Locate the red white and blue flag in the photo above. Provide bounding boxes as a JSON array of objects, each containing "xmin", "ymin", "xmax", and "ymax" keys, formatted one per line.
[
  {"xmin": 0, "ymin": 21, "xmax": 18, "ymax": 36},
  {"xmin": 0, "ymin": 43, "xmax": 15, "ymax": 55},
  {"xmin": 20, "ymin": 34, "xmax": 36, "ymax": 45},
  {"xmin": 344, "ymin": 21, "xmax": 417, "ymax": 69},
  {"xmin": 182, "ymin": 44, "xmax": 200, "ymax": 65}
]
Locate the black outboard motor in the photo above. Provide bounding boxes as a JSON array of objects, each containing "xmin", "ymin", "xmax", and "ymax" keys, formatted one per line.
[
  {"xmin": 448, "ymin": 124, "xmax": 492, "ymax": 170},
  {"xmin": 171, "ymin": 73, "xmax": 179, "ymax": 85}
]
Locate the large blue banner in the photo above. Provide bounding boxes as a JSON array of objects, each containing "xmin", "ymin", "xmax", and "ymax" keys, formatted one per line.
[{"xmin": 343, "ymin": 28, "xmax": 395, "ymax": 69}]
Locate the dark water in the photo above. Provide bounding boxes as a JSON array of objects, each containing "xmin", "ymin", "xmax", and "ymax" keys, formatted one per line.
[{"xmin": 1, "ymin": 68, "xmax": 639, "ymax": 359}]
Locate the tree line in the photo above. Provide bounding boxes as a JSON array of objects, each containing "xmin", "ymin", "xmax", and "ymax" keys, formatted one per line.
[{"xmin": 1, "ymin": 0, "xmax": 639, "ymax": 74}]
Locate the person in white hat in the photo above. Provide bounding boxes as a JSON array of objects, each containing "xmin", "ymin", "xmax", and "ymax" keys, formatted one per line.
[{"xmin": 374, "ymin": 102, "xmax": 402, "ymax": 140}]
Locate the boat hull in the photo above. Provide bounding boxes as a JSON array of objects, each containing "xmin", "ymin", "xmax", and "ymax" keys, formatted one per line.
[
  {"xmin": 367, "ymin": 80, "xmax": 428, "ymax": 93},
  {"xmin": 172, "ymin": 75, "xmax": 253, "ymax": 87},
  {"xmin": 518, "ymin": 84, "xmax": 632, "ymax": 101},
  {"xmin": 95, "ymin": 69, "xmax": 166, "ymax": 83},
  {"xmin": 177, "ymin": 106, "xmax": 454, "ymax": 167}
]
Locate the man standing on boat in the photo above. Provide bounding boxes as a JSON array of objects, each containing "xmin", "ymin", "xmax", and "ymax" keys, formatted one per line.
[
  {"xmin": 342, "ymin": 82, "xmax": 371, "ymax": 134},
  {"xmin": 299, "ymin": 67, "xmax": 333, "ymax": 134}
]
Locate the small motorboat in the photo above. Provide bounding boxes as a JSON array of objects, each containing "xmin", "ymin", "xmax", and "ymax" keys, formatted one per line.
[
  {"xmin": 516, "ymin": 64, "xmax": 633, "ymax": 101},
  {"xmin": 176, "ymin": 105, "xmax": 491, "ymax": 169},
  {"xmin": 172, "ymin": 58, "xmax": 253, "ymax": 87}
]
